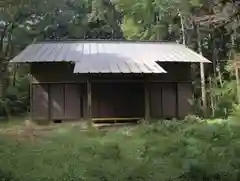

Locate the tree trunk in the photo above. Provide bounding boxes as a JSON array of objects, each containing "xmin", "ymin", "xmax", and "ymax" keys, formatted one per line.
[
  {"xmin": 0, "ymin": 25, "xmax": 7, "ymax": 99},
  {"xmin": 231, "ymin": 24, "xmax": 240, "ymax": 104},
  {"xmin": 179, "ymin": 11, "xmax": 186, "ymax": 45},
  {"xmin": 0, "ymin": 23, "xmax": 14, "ymax": 118}
]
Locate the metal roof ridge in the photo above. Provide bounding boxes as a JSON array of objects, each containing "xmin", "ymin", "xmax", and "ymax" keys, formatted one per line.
[{"xmin": 32, "ymin": 39, "xmax": 181, "ymax": 44}]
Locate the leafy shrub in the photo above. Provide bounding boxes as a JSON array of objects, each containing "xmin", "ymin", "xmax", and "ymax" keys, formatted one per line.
[
  {"xmin": 213, "ymin": 80, "xmax": 238, "ymax": 118},
  {"xmin": 1, "ymin": 121, "xmax": 240, "ymax": 181},
  {"xmin": 0, "ymin": 75, "xmax": 29, "ymax": 118},
  {"xmin": 229, "ymin": 104, "xmax": 240, "ymax": 122},
  {"xmin": 0, "ymin": 170, "xmax": 16, "ymax": 181}
]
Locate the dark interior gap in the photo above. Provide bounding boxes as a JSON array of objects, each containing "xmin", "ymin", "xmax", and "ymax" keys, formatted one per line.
[
  {"xmin": 160, "ymin": 83, "xmax": 163, "ymax": 118},
  {"xmin": 53, "ymin": 119, "xmax": 62, "ymax": 124},
  {"xmin": 63, "ymin": 84, "xmax": 66, "ymax": 117},
  {"xmin": 176, "ymin": 83, "xmax": 179, "ymax": 118},
  {"xmin": 48, "ymin": 84, "xmax": 51, "ymax": 121},
  {"xmin": 80, "ymin": 96, "xmax": 84, "ymax": 118}
]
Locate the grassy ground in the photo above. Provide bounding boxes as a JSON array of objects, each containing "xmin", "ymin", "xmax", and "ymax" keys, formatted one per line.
[{"xmin": 0, "ymin": 118, "xmax": 240, "ymax": 181}]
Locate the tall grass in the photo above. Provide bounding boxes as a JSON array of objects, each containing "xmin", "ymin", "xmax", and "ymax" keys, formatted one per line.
[{"xmin": 0, "ymin": 120, "xmax": 240, "ymax": 181}]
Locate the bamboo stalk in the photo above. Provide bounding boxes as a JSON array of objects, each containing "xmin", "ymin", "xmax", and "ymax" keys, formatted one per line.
[
  {"xmin": 217, "ymin": 66, "xmax": 223, "ymax": 88},
  {"xmin": 197, "ymin": 26, "xmax": 207, "ymax": 117},
  {"xmin": 208, "ymin": 76, "xmax": 215, "ymax": 117},
  {"xmin": 179, "ymin": 11, "xmax": 186, "ymax": 45},
  {"xmin": 235, "ymin": 66, "xmax": 240, "ymax": 104},
  {"xmin": 87, "ymin": 79, "xmax": 92, "ymax": 127},
  {"xmin": 231, "ymin": 22, "xmax": 240, "ymax": 104}
]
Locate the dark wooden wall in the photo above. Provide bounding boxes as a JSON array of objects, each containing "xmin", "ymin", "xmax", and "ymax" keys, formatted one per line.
[
  {"xmin": 32, "ymin": 83, "xmax": 86, "ymax": 121},
  {"xmin": 30, "ymin": 62, "xmax": 192, "ymax": 121},
  {"xmin": 92, "ymin": 82, "xmax": 144, "ymax": 118},
  {"xmin": 149, "ymin": 82, "xmax": 192, "ymax": 119},
  {"xmin": 30, "ymin": 62, "xmax": 191, "ymax": 83}
]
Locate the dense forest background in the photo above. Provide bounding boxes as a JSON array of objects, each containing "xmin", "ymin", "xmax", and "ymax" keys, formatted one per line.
[{"xmin": 0, "ymin": 0, "xmax": 240, "ymax": 119}]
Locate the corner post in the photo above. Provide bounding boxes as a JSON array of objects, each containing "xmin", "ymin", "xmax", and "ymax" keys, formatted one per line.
[
  {"xmin": 176, "ymin": 83, "xmax": 179, "ymax": 118},
  {"xmin": 144, "ymin": 77, "xmax": 150, "ymax": 121},
  {"xmin": 87, "ymin": 79, "xmax": 92, "ymax": 125},
  {"xmin": 48, "ymin": 84, "xmax": 51, "ymax": 121},
  {"xmin": 29, "ymin": 73, "xmax": 33, "ymax": 121}
]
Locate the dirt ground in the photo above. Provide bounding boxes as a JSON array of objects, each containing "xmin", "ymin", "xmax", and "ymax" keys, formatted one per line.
[{"xmin": 0, "ymin": 119, "xmax": 138, "ymax": 141}]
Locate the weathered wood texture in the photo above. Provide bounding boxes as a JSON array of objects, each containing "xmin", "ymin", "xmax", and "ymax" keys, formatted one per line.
[
  {"xmin": 87, "ymin": 80, "xmax": 92, "ymax": 122},
  {"xmin": 30, "ymin": 62, "xmax": 191, "ymax": 83},
  {"xmin": 32, "ymin": 83, "xmax": 85, "ymax": 121},
  {"xmin": 149, "ymin": 82, "xmax": 192, "ymax": 119},
  {"xmin": 91, "ymin": 83, "xmax": 144, "ymax": 118},
  {"xmin": 144, "ymin": 78, "xmax": 150, "ymax": 120},
  {"xmin": 32, "ymin": 84, "xmax": 49, "ymax": 120},
  {"xmin": 30, "ymin": 62, "xmax": 192, "ymax": 121},
  {"xmin": 31, "ymin": 82, "xmax": 192, "ymax": 121}
]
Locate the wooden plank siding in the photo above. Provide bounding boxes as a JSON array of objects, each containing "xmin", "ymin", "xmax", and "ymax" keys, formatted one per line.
[
  {"xmin": 32, "ymin": 84, "xmax": 49, "ymax": 120},
  {"xmin": 50, "ymin": 84, "xmax": 64, "ymax": 119},
  {"xmin": 30, "ymin": 62, "xmax": 191, "ymax": 83},
  {"xmin": 31, "ymin": 82, "xmax": 192, "ymax": 121},
  {"xmin": 177, "ymin": 83, "xmax": 192, "ymax": 118},
  {"xmin": 149, "ymin": 82, "xmax": 192, "ymax": 119},
  {"xmin": 91, "ymin": 83, "xmax": 144, "ymax": 118},
  {"xmin": 162, "ymin": 83, "xmax": 177, "ymax": 118},
  {"xmin": 65, "ymin": 84, "xmax": 83, "ymax": 119},
  {"xmin": 30, "ymin": 62, "xmax": 193, "ymax": 121},
  {"xmin": 32, "ymin": 83, "xmax": 85, "ymax": 121},
  {"xmin": 149, "ymin": 83, "xmax": 163, "ymax": 119}
]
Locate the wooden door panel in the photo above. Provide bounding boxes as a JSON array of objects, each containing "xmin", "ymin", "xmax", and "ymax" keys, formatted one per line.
[
  {"xmin": 65, "ymin": 84, "xmax": 81, "ymax": 119},
  {"xmin": 50, "ymin": 84, "xmax": 64, "ymax": 119},
  {"xmin": 32, "ymin": 84, "xmax": 49, "ymax": 120},
  {"xmin": 149, "ymin": 83, "xmax": 162, "ymax": 119},
  {"xmin": 162, "ymin": 83, "xmax": 177, "ymax": 118},
  {"xmin": 178, "ymin": 83, "xmax": 192, "ymax": 118}
]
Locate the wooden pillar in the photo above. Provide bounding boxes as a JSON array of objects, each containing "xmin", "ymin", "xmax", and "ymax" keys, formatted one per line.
[
  {"xmin": 144, "ymin": 78, "xmax": 150, "ymax": 121},
  {"xmin": 176, "ymin": 83, "xmax": 179, "ymax": 118},
  {"xmin": 87, "ymin": 79, "xmax": 92, "ymax": 124},
  {"xmin": 29, "ymin": 74, "xmax": 33, "ymax": 120},
  {"xmin": 48, "ymin": 84, "xmax": 51, "ymax": 121}
]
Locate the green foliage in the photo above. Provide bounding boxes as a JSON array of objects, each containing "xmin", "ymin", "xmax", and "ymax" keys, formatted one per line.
[
  {"xmin": 0, "ymin": 75, "xmax": 29, "ymax": 117},
  {"xmin": 229, "ymin": 104, "xmax": 240, "ymax": 122},
  {"xmin": 213, "ymin": 80, "xmax": 238, "ymax": 117},
  {"xmin": 206, "ymin": 58, "xmax": 240, "ymax": 118},
  {"xmin": 1, "ymin": 121, "xmax": 240, "ymax": 180},
  {"xmin": 0, "ymin": 0, "xmax": 125, "ymax": 118},
  {"xmin": 117, "ymin": 0, "xmax": 198, "ymax": 41},
  {"xmin": 0, "ymin": 0, "xmax": 239, "ymax": 120},
  {"xmin": 2, "ymin": 0, "xmax": 124, "ymax": 42},
  {"xmin": 0, "ymin": 169, "xmax": 16, "ymax": 181}
]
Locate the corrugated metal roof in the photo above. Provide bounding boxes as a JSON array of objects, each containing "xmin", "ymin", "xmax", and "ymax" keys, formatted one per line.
[
  {"xmin": 73, "ymin": 54, "xmax": 166, "ymax": 73},
  {"xmin": 11, "ymin": 40, "xmax": 211, "ymax": 63},
  {"xmin": 10, "ymin": 40, "xmax": 210, "ymax": 74}
]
